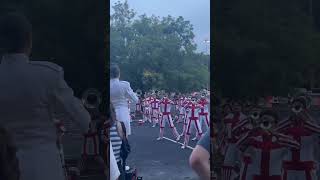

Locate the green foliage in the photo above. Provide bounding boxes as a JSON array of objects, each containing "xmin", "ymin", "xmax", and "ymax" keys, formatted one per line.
[
  {"xmin": 213, "ymin": 0, "xmax": 320, "ymax": 98},
  {"xmin": 110, "ymin": 0, "xmax": 209, "ymax": 93}
]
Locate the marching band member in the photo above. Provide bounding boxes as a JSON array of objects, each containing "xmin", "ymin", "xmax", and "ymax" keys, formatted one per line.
[
  {"xmin": 182, "ymin": 96, "xmax": 203, "ymax": 149},
  {"xmin": 146, "ymin": 93, "xmax": 153, "ymax": 123},
  {"xmin": 157, "ymin": 93, "xmax": 181, "ymax": 141},
  {"xmin": 135, "ymin": 90, "xmax": 142, "ymax": 114},
  {"xmin": 150, "ymin": 93, "xmax": 160, "ymax": 128},
  {"xmin": 198, "ymin": 92, "xmax": 210, "ymax": 132},
  {"xmin": 219, "ymin": 101, "xmax": 247, "ymax": 179},
  {"xmin": 177, "ymin": 95, "xmax": 187, "ymax": 123},
  {"xmin": 222, "ymin": 109, "xmax": 300, "ymax": 180},
  {"xmin": 81, "ymin": 116, "xmax": 100, "ymax": 158},
  {"xmin": 180, "ymin": 95, "xmax": 192, "ymax": 137},
  {"xmin": 110, "ymin": 64, "xmax": 138, "ymax": 136},
  {"xmin": 142, "ymin": 93, "xmax": 150, "ymax": 123},
  {"xmin": 275, "ymin": 96, "xmax": 320, "ymax": 180},
  {"xmin": 81, "ymin": 90, "xmax": 105, "ymax": 160}
]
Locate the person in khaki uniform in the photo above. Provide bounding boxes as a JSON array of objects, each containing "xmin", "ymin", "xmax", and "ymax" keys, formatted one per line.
[{"xmin": 0, "ymin": 13, "xmax": 91, "ymax": 180}]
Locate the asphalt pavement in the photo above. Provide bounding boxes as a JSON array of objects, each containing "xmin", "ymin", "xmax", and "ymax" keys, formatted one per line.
[{"xmin": 125, "ymin": 114, "xmax": 210, "ymax": 180}]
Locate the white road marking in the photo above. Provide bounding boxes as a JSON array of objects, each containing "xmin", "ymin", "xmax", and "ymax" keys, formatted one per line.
[{"xmin": 162, "ymin": 137, "xmax": 194, "ymax": 150}]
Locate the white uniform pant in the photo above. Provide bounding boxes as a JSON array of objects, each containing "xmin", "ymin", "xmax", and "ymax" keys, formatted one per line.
[
  {"xmin": 115, "ymin": 106, "xmax": 131, "ymax": 135},
  {"xmin": 186, "ymin": 118, "xmax": 203, "ymax": 136},
  {"xmin": 160, "ymin": 114, "xmax": 175, "ymax": 128},
  {"xmin": 199, "ymin": 113, "xmax": 209, "ymax": 131}
]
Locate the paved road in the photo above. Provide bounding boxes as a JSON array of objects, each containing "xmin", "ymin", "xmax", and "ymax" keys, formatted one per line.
[{"xmin": 126, "ymin": 115, "xmax": 209, "ymax": 180}]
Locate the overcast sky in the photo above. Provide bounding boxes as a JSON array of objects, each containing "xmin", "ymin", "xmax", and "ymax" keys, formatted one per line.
[{"xmin": 110, "ymin": 0, "xmax": 210, "ymax": 54}]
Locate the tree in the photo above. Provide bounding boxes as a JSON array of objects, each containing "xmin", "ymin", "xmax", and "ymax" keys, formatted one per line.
[
  {"xmin": 110, "ymin": 1, "xmax": 209, "ymax": 93},
  {"xmin": 213, "ymin": 0, "xmax": 320, "ymax": 98}
]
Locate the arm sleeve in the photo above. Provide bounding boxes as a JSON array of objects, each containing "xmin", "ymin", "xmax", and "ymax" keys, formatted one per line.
[
  {"xmin": 51, "ymin": 70, "xmax": 91, "ymax": 133},
  {"xmin": 197, "ymin": 129, "xmax": 210, "ymax": 152},
  {"xmin": 125, "ymin": 82, "xmax": 139, "ymax": 103}
]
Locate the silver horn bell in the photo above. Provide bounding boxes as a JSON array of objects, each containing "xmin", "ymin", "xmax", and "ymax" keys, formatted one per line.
[{"xmin": 82, "ymin": 88, "xmax": 101, "ymax": 109}]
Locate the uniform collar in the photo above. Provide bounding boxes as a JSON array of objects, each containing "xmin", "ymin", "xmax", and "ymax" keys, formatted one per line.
[{"xmin": 1, "ymin": 53, "xmax": 29, "ymax": 64}]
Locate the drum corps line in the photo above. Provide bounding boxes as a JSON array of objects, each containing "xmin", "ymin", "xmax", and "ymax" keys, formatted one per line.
[
  {"xmin": 132, "ymin": 89, "xmax": 210, "ymax": 149},
  {"xmin": 211, "ymin": 94, "xmax": 320, "ymax": 180}
]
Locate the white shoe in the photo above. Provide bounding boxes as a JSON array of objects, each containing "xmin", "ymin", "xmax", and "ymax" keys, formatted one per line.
[
  {"xmin": 125, "ymin": 166, "xmax": 130, "ymax": 171},
  {"xmin": 192, "ymin": 137, "xmax": 197, "ymax": 141},
  {"xmin": 176, "ymin": 135, "xmax": 181, "ymax": 141},
  {"xmin": 181, "ymin": 145, "xmax": 186, "ymax": 149},
  {"xmin": 152, "ymin": 125, "xmax": 156, "ymax": 128},
  {"xmin": 157, "ymin": 137, "xmax": 163, "ymax": 141}
]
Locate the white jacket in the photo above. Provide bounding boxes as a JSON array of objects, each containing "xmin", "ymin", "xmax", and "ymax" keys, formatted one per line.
[{"xmin": 110, "ymin": 78, "xmax": 138, "ymax": 135}]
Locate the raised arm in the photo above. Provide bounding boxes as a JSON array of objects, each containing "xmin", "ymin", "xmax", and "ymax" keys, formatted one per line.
[{"xmin": 123, "ymin": 81, "xmax": 138, "ymax": 104}]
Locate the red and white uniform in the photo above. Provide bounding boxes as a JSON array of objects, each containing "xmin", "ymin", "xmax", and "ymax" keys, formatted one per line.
[
  {"xmin": 222, "ymin": 128, "xmax": 300, "ymax": 180},
  {"xmin": 182, "ymin": 101, "xmax": 202, "ymax": 148},
  {"xmin": 219, "ymin": 112, "xmax": 247, "ymax": 155},
  {"xmin": 198, "ymin": 97, "xmax": 210, "ymax": 130},
  {"xmin": 136, "ymin": 98, "xmax": 142, "ymax": 112},
  {"xmin": 177, "ymin": 97, "xmax": 186, "ymax": 123},
  {"xmin": 82, "ymin": 121, "xmax": 100, "ymax": 157},
  {"xmin": 158, "ymin": 97, "xmax": 180, "ymax": 140},
  {"xmin": 181, "ymin": 99, "xmax": 191, "ymax": 136},
  {"xmin": 219, "ymin": 112, "xmax": 247, "ymax": 179},
  {"xmin": 142, "ymin": 97, "xmax": 151, "ymax": 122},
  {"xmin": 275, "ymin": 112, "xmax": 320, "ymax": 180},
  {"xmin": 150, "ymin": 97, "xmax": 160, "ymax": 126}
]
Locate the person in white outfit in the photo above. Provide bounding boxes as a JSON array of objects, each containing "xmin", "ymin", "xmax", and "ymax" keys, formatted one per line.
[
  {"xmin": 110, "ymin": 64, "xmax": 139, "ymax": 136},
  {"xmin": 0, "ymin": 13, "xmax": 91, "ymax": 180}
]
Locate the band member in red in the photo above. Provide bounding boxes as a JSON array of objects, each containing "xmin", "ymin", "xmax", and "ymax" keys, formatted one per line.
[
  {"xmin": 198, "ymin": 92, "xmax": 210, "ymax": 131},
  {"xmin": 135, "ymin": 96, "xmax": 142, "ymax": 113},
  {"xmin": 219, "ymin": 100, "xmax": 247, "ymax": 179},
  {"xmin": 157, "ymin": 93, "xmax": 181, "ymax": 141},
  {"xmin": 222, "ymin": 109, "xmax": 300, "ymax": 180},
  {"xmin": 82, "ymin": 120, "xmax": 100, "ymax": 157},
  {"xmin": 182, "ymin": 96, "xmax": 202, "ymax": 149},
  {"xmin": 275, "ymin": 96, "xmax": 320, "ymax": 180},
  {"xmin": 177, "ymin": 95, "xmax": 186, "ymax": 123},
  {"xmin": 181, "ymin": 95, "xmax": 192, "ymax": 137},
  {"xmin": 150, "ymin": 93, "xmax": 160, "ymax": 127},
  {"xmin": 143, "ymin": 93, "xmax": 153, "ymax": 123}
]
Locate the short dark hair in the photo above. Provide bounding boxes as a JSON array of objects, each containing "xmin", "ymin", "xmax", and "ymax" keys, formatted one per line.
[
  {"xmin": 0, "ymin": 12, "xmax": 32, "ymax": 54},
  {"xmin": 110, "ymin": 63, "xmax": 120, "ymax": 79}
]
